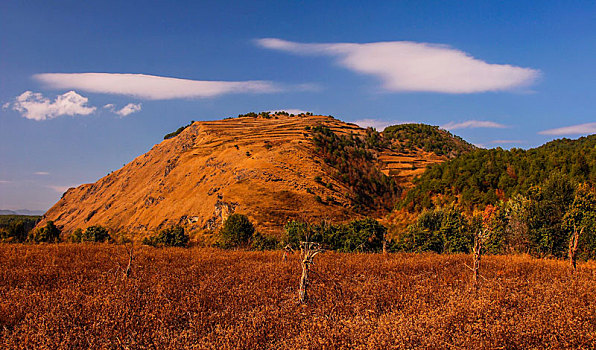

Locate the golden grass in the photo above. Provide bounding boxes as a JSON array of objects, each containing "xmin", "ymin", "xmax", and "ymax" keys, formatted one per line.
[{"xmin": 1, "ymin": 244, "xmax": 595, "ymax": 349}]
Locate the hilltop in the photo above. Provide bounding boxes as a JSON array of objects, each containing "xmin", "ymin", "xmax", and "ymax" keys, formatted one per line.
[{"xmin": 39, "ymin": 113, "xmax": 471, "ymax": 235}]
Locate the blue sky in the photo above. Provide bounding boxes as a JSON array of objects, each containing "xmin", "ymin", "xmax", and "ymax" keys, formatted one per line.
[{"xmin": 1, "ymin": 0, "xmax": 595, "ymax": 211}]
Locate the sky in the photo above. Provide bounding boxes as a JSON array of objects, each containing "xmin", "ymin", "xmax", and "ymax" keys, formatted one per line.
[{"xmin": 1, "ymin": 0, "xmax": 595, "ymax": 211}]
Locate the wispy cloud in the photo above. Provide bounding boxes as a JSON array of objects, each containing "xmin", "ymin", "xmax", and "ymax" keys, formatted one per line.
[
  {"xmin": 104, "ymin": 102, "xmax": 142, "ymax": 117},
  {"xmin": 538, "ymin": 122, "xmax": 596, "ymax": 136},
  {"xmin": 47, "ymin": 185, "xmax": 77, "ymax": 193},
  {"xmin": 441, "ymin": 120, "xmax": 508, "ymax": 130},
  {"xmin": 490, "ymin": 140, "xmax": 525, "ymax": 144},
  {"xmin": 8, "ymin": 90, "xmax": 96, "ymax": 121},
  {"xmin": 257, "ymin": 38, "xmax": 540, "ymax": 94},
  {"xmin": 34, "ymin": 73, "xmax": 281, "ymax": 100},
  {"xmin": 34, "ymin": 172, "xmax": 50, "ymax": 175},
  {"xmin": 0, "ymin": 180, "xmax": 11, "ymax": 184},
  {"xmin": 353, "ymin": 118, "xmax": 408, "ymax": 131}
]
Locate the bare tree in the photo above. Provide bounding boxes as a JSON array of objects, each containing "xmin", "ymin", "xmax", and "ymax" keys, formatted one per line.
[
  {"xmin": 298, "ymin": 241, "xmax": 324, "ymax": 303},
  {"xmin": 569, "ymin": 225, "xmax": 582, "ymax": 272},
  {"xmin": 472, "ymin": 231, "xmax": 482, "ymax": 287},
  {"xmin": 465, "ymin": 229, "xmax": 486, "ymax": 289},
  {"xmin": 114, "ymin": 244, "xmax": 135, "ymax": 280}
]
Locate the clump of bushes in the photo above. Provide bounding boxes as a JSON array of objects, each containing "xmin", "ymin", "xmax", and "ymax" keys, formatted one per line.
[
  {"xmin": 217, "ymin": 213, "xmax": 279, "ymax": 250},
  {"xmin": 163, "ymin": 121, "xmax": 194, "ymax": 140},
  {"xmin": 143, "ymin": 226, "xmax": 189, "ymax": 247},
  {"xmin": 28, "ymin": 221, "xmax": 61, "ymax": 243},
  {"xmin": 68, "ymin": 225, "xmax": 111, "ymax": 243},
  {"xmin": 394, "ymin": 207, "xmax": 471, "ymax": 253},
  {"xmin": 282, "ymin": 218, "xmax": 387, "ymax": 253}
]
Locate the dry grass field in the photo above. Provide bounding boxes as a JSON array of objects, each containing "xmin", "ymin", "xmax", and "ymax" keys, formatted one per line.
[{"xmin": 1, "ymin": 244, "xmax": 595, "ymax": 349}]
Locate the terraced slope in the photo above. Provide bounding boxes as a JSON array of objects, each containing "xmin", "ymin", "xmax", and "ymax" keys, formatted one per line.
[{"xmin": 39, "ymin": 115, "xmax": 462, "ymax": 235}]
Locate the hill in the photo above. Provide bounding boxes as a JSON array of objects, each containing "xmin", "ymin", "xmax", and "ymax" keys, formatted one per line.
[
  {"xmin": 0, "ymin": 209, "xmax": 45, "ymax": 216},
  {"xmin": 401, "ymin": 134, "xmax": 596, "ymax": 212},
  {"xmin": 38, "ymin": 113, "xmax": 468, "ymax": 235}
]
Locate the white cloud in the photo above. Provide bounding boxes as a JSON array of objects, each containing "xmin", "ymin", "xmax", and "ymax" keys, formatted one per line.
[
  {"xmin": 257, "ymin": 38, "xmax": 540, "ymax": 93},
  {"xmin": 34, "ymin": 172, "xmax": 50, "ymax": 175},
  {"xmin": 0, "ymin": 180, "xmax": 11, "ymax": 184},
  {"xmin": 441, "ymin": 120, "xmax": 508, "ymax": 130},
  {"xmin": 353, "ymin": 118, "xmax": 408, "ymax": 131},
  {"xmin": 2, "ymin": 102, "xmax": 10, "ymax": 109},
  {"xmin": 48, "ymin": 185, "xmax": 77, "ymax": 193},
  {"xmin": 34, "ymin": 73, "xmax": 281, "ymax": 100},
  {"xmin": 9, "ymin": 90, "xmax": 96, "ymax": 121},
  {"xmin": 103, "ymin": 102, "xmax": 142, "ymax": 117},
  {"xmin": 538, "ymin": 122, "xmax": 596, "ymax": 136},
  {"xmin": 115, "ymin": 103, "xmax": 142, "ymax": 117}
]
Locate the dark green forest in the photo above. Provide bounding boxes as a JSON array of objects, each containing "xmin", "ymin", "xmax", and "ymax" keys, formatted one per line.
[
  {"xmin": 401, "ymin": 135, "xmax": 596, "ymax": 212},
  {"xmin": 396, "ymin": 135, "xmax": 596, "ymax": 259}
]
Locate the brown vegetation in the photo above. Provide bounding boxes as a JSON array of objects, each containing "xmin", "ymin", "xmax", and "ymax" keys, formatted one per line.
[{"xmin": 1, "ymin": 244, "xmax": 595, "ymax": 349}]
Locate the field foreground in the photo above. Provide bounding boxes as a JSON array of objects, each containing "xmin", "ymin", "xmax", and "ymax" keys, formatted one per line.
[{"xmin": 1, "ymin": 245, "xmax": 595, "ymax": 349}]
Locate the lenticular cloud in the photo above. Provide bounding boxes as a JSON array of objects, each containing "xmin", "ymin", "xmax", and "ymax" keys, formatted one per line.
[
  {"xmin": 257, "ymin": 38, "xmax": 540, "ymax": 93},
  {"xmin": 34, "ymin": 73, "xmax": 280, "ymax": 100}
]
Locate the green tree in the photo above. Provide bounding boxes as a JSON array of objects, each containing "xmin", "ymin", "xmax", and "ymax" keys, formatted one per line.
[
  {"xmin": 83, "ymin": 225, "xmax": 111, "ymax": 242},
  {"xmin": 397, "ymin": 209, "xmax": 445, "ymax": 253},
  {"xmin": 28, "ymin": 221, "xmax": 61, "ymax": 243},
  {"xmin": 338, "ymin": 218, "xmax": 386, "ymax": 252},
  {"xmin": 527, "ymin": 172, "xmax": 576, "ymax": 256},
  {"xmin": 143, "ymin": 226, "xmax": 189, "ymax": 247},
  {"xmin": 218, "ymin": 214, "xmax": 255, "ymax": 248},
  {"xmin": 562, "ymin": 184, "xmax": 596, "ymax": 260}
]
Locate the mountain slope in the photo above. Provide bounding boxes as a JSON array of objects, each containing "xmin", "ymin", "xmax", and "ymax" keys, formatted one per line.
[
  {"xmin": 39, "ymin": 114, "xmax": 469, "ymax": 235},
  {"xmin": 400, "ymin": 134, "xmax": 596, "ymax": 212}
]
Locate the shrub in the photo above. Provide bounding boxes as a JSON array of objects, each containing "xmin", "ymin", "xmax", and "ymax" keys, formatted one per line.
[
  {"xmin": 67, "ymin": 226, "xmax": 111, "ymax": 243},
  {"xmin": 282, "ymin": 218, "xmax": 387, "ymax": 252},
  {"xmin": 143, "ymin": 226, "xmax": 189, "ymax": 247},
  {"xmin": 282, "ymin": 220, "xmax": 311, "ymax": 249},
  {"xmin": 218, "ymin": 214, "xmax": 255, "ymax": 248},
  {"xmin": 84, "ymin": 225, "xmax": 111, "ymax": 242},
  {"xmin": 28, "ymin": 221, "xmax": 61, "ymax": 243},
  {"xmin": 338, "ymin": 218, "xmax": 386, "ymax": 252},
  {"xmin": 251, "ymin": 233, "xmax": 279, "ymax": 251},
  {"xmin": 68, "ymin": 228, "xmax": 84, "ymax": 243},
  {"xmin": 163, "ymin": 121, "xmax": 194, "ymax": 140}
]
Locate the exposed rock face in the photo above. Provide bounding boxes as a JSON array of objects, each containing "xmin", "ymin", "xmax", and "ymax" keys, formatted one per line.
[{"xmin": 40, "ymin": 115, "xmax": 450, "ymax": 235}]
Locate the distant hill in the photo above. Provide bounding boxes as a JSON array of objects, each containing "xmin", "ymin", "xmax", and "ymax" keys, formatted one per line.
[
  {"xmin": 400, "ymin": 134, "xmax": 596, "ymax": 212},
  {"xmin": 38, "ymin": 113, "xmax": 470, "ymax": 235},
  {"xmin": 0, "ymin": 209, "xmax": 45, "ymax": 216}
]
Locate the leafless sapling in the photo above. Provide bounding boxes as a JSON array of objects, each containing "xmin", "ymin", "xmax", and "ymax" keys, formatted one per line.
[
  {"xmin": 569, "ymin": 225, "xmax": 582, "ymax": 272},
  {"xmin": 298, "ymin": 241, "xmax": 324, "ymax": 303}
]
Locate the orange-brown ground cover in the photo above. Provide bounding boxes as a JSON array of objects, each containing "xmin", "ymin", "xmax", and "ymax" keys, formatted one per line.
[{"xmin": 1, "ymin": 244, "xmax": 595, "ymax": 349}]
